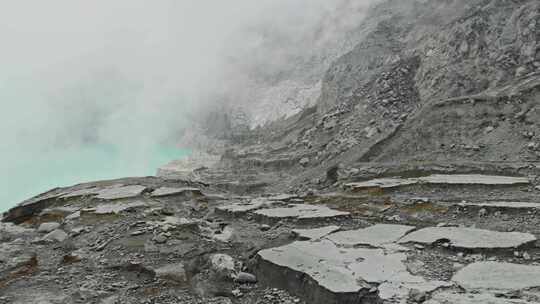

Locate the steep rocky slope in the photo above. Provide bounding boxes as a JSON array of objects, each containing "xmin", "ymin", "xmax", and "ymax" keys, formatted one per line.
[{"xmin": 216, "ymin": 0, "xmax": 540, "ymax": 191}]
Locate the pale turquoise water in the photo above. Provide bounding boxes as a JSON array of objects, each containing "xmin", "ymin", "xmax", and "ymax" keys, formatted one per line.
[{"xmin": 1, "ymin": 145, "xmax": 190, "ymax": 212}]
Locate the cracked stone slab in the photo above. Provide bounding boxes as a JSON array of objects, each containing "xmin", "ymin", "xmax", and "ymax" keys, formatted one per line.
[
  {"xmin": 293, "ymin": 225, "xmax": 341, "ymax": 240},
  {"xmin": 257, "ymin": 240, "xmax": 449, "ymax": 303},
  {"xmin": 326, "ymin": 224, "xmax": 416, "ymax": 248},
  {"xmin": 346, "ymin": 174, "xmax": 529, "ymax": 190},
  {"xmin": 398, "ymin": 227, "xmax": 536, "ymax": 249},
  {"xmin": 453, "ymin": 262, "xmax": 540, "ymax": 292},
  {"xmin": 151, "ymin": 187, "xmax": 202, "ymax": 197},
  {"xmin": 425, "ymin": 290, "xmax": 535, "ymax": 304},
  {"xmin": 254, "ymin": 204, "xmax": 349, "ymax": 220},
  {"xmin": 95, "ymin": 185, "xmax": 146, "ymax": 200}
]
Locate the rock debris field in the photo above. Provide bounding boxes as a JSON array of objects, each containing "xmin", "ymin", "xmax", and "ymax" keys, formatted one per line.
[{"xmin": 2, "ymin": 172, "xmax": 540, "ymax": 304}]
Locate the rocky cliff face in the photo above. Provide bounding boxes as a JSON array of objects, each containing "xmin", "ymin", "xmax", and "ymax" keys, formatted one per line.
[{"xmin": 228, "ymin": 0, "xmax": 540, "ymax": 186}]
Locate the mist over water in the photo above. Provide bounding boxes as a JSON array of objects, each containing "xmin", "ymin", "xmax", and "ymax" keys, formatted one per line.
[
  {"xmin": 0, "ymin": 0, "xmax": 376, "ymax": 211},
  {"xmin": 0, "ymin": 1, "xmax": 258, "ymax": 210},
  {"xmin": 0, "ymin": 145, "xmax": 190, "ymax": 212}
]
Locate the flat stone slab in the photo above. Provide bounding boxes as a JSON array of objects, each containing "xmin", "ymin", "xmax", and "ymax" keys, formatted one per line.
[
  {"xmin": 346, "ymin": 174, "xmax": 529, "ymax": 190},
  {"xmin": 454, "ymin": 262, "xmax": 540, "ymax": 291},
  {"xmin": 254, "ymin": 204, "xmax": 349, "ymax": 220},
  {"xmin": 293, "ymin": 226, "xmax": 341, "ymax": 240},
  {"xmin": 426, "ymin": 290, "xmax": 535, "ymax": 304},
  {"xmin": 151, "ymin": 187, "xmax": 202, "ymax": 197},
  {"xmin": 37, "ymin": 222, "xmax": 61, "ymax": 233},
  {"xmin": 258, "ymin": 240, "xmax": 449, "ymax": 303},
  {"xmin": 216, "ymin": 198, "xmax": 277, "ymax": 214},
  {"xmin": 346, "ymin": 178, "xmax": 419, "ymax": 189},
  {"xmin": 398, "ymin": 227, "xmax": 536, "ymax": 249},
  {"xmin": 456, "ymin": 201, "xmax": 540, "ymax": 209},
  {"xmin": 95, "ymin": 185, "xmax": 146, "ymax": 200},
  {"xmin": 60, "ymin": 187, "xmax": 101, "ymax": 199},
  {"xmin": 422, "ymin": 174, "xmax": 529, "ymax": 185},
  {"xmin": 327, "ymin": 224, "xmax": 415, "ymax": 248},
  {"xmin": 43, "ymin": 229, "xmax": 68, "ymax": 242}
]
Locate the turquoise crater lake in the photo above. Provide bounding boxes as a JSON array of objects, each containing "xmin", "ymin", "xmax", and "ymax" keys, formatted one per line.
[{"xmin": 1, "ymin": 145, "xmax": 190, "ymax": 212}]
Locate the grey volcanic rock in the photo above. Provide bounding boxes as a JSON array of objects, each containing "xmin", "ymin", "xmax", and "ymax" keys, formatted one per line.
[
  {"xmin": 210, "ymin": 253, "xmax": 236, "ymax": 279},
  {"xmin": 216, "ymin": 198, "xmax": 277, "ymax": 215},
  {"xmin": 398, "ymin": 227, "xmax": 536, "ymax": 249},
  {"xmin": 151, "ymin": 187, "xmax": 202, "ymax": 198},
  {"xmin": 254, "ymin": 204, "xmax": 349, "ymax": 220},
  {"xmin": 326, "ymin": 224, "xmax": 415, "ymax": 248},
  {"xmin": 155, "ymin": 263, "xmax": 187, "ymax": 283},
  {"xmin": 234, "ymin": 272, "xmax": 257, "ymax": 284},
  {"xmin": 92, "ymin": 201, "xmax": 149, "ymax": 214},
  {"xmin": 95, "ymin": 185, "xmax": 146, "ymax": 200},
  {"xmin": 425, "ymin": 291, "xmax": 536, "ymax": 304},
  {"xmin": 43, "ymin": 229, "xmax": 68, "ymax": 242},
  {"xmin": 346, "ymin": 174, "xmax": 530, "ymax": 191},
  {"xmin": 257, "ymin": 240, "xmax": 450, "ymax": 304},
  {"xmin": 293, "ymin": 225, "xmax": 341, "ymax": 240},
  {"xmin": 454, "ymin": 262, "xmax": 540, "ymax": 291},
  {"xmin": 37, "ymin": 222, "xmax": 61, "ymax": 233},
  {"xmin": 456, "ymin": 201, "xmax": 540, "ymax": 210}
]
